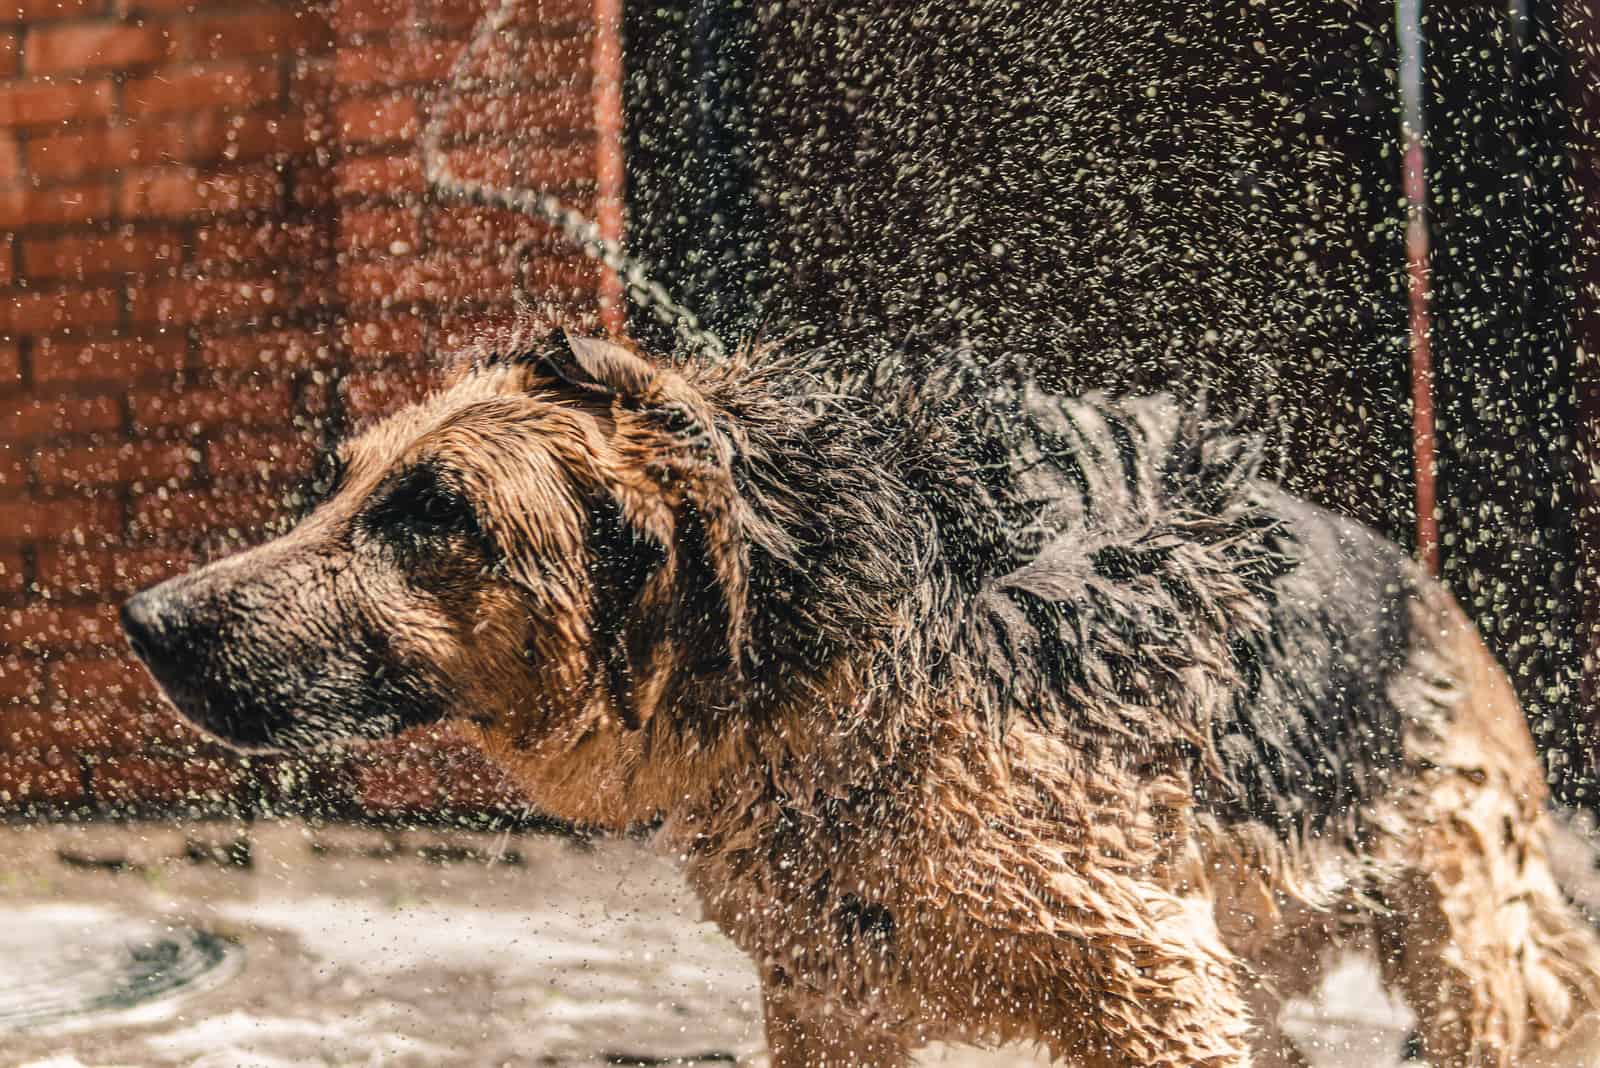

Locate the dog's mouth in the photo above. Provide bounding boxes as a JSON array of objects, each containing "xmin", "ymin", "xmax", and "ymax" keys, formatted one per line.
[
  {"xmin": 124, "ymin": 601, "xmax": 444, "ymax": 755},
  {"xmin": 136, "ymin": 663, "xmax": 441, "ymax": 755}
]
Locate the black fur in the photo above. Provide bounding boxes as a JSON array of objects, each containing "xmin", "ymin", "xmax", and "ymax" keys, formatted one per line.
[{"xmin": 694, "ymin": 344, "xmax": 1430, "ymax": 843}]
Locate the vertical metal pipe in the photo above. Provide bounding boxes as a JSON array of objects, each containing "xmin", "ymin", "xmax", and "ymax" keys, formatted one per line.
[
  {"xmin": 592, "ymin": 0, "xmax": 627, "ymax": 335},
  {"xmin": 1396, "ymin": 0, "xmax": 1440, "ymax": 575}
]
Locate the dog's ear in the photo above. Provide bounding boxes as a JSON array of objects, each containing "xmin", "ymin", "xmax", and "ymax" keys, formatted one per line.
[
  {"xmin": 527, "ymin": 332, "xmax": 745, "ymax": 730},
  {"xmin": 586, "ymin": 490, "xmax": 746, "ymax": 732},
  {"xmin": 539, "ymin": 333, "xmax": 731, "ymax": 465},
  {"xmin": 538, "ymin": 332, "xmax": 656, "ymax": 399}
]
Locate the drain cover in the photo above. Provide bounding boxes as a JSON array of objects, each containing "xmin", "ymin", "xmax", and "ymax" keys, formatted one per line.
[{"xmin": 0, "ymin": 905, "xmax": 240, "ymax": 1030}]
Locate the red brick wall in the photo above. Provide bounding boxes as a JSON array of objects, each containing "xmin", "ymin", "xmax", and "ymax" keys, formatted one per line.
[{"xmin": 0, "ymin": 0, "xmax": 619, "ymax": 818}]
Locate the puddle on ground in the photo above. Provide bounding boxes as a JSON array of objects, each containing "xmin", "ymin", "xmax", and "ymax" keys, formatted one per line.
[{"xmin": 0, "ymin": 905, "xmax": 241, "ymax": 1034}]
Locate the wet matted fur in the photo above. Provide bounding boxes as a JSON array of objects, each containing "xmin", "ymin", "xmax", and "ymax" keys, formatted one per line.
[{"xmin": 125, "ymin": 331, "xmax": 1600, "ymax": 1067}]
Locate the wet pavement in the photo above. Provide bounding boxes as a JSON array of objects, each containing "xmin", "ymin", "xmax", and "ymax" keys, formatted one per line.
[{"xmin": 0, "ymin": 821, "xmax": 1433, "ymax": 1067}]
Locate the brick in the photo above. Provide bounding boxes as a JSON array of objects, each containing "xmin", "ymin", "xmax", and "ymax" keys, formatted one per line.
[
  {"xmin": 24, "ymin": 22, "xmax": 169, "ymax": 75},
  {"xmin": 0, "ymin": 233, "xmax": 11, "ymax": 287},
  {"xmin": 26, "ymin": 122, "xmax": 186, "ymax": 180},
  {"xmin": 434, "ymin": 305, "xmax": 540, "ymax": 349},
  {"xmin": 122, "ymin": 61, "xmax": 280, "ymax": 118},
  {"xmin": 0, "ymin": 444, "xmax": 20, "ymax": 491},
  {"xmin": 339, "ymin": 257, "xmax": 431, "ymax": 307},
  {"xmin": 344, "ymin": 250, "xmax": 598, "ymax": 309},
  {"xmin": 355, "ymin": 744, "xmax": 444, "ymax": 811},
  {"xmin": 130, "ymin": 379, "xmax": 293, "ymax": 430},
  {"xmin": 127, "ymin": 275, "xmax": 298, "ymax": 325},
  {"xmin": 0, "ymin": 33, "xmax": 16, "ymax": 79},
  {"xmin": 338, "ymin": 205, "xmax": 421, "ymax": 256},
  {"xmin": 0, "ymin": 182, "xmax": 114, "ymax": 229},
  {"xmin": 0, "ymin": 392, "xmax": 122, "ymax": 440},
  {"xmin": 206, "ymin": 428, "xmax": 313, "ymax": 480},
  {"xmin": 336, "ymin": 92, "xmax": 418, "ymax": 145},
  {"xmin": 118, "ymin": 165, "xmax": 282, "ymax": 219},
  {"xmin": 90, "ymin": 753, "xmax": 240, "ymax": 807},
  {"xmin": 434, "ymin": 87, "xmax": 592, "ymax": 140},
  {"xmin": 0, "ymin": 495, "xmax": 123, "ymax": 541},
  {"xmin": 424, "ymin": 205, "xmax": 560, "ymax": 250},
  {"xmin": 288, "ymin": 160, "xmax": 334, "ymax": 211},
  {"xmin": 191, "ymin": 220, "xmax": 327, "ymax": 274},
  {"xmin": 0, "ymin": 342, "xmax": 18, "ymax": 388},
  {"xmin": 44, "ymin": 658, "xmax": 166, "ymax": 736},
  {"xmin": 36, "ymin": 439, "xmax": 197, "ymax": 487},
  {"xmin": 175, "ymin": 11, "xmax": 332, "ymax": 61},
  {"xmin": 9, "ymin": 0, "xmax": 104, "ymax": 20},
  {"xmin": 466, "ymin": 0, "xmax": 589, "ymax": 29},
  {"xmin": 22, "ymin": 231, "xmax": 182, "ymax": 280},
  {"xmin": 414, "ymin": 0, "xmax": 487, "ymax": 33},
  {"xmin": 465, "ymin": 30, "xmax": 592, "ymax": 87},
  {"xmin": 7, "ymin": 701, "xmax": 197, "ymax": 755},
  {"xmin": 0, "ymin": 655, "xmax": 44, "ymax": 703},
  {"xmin": 128, "ymin": 483, "xmax": 285, "ymax": 540},
  {"xmin": 331, "ymin": 0, "xmax": 411, "ymax": 37},
  {"xmin": 0, "ymin": 77, "xmax": 113, "ymax": 127},
  {"xmin": 33, "ymin": 335, "xmax": 187, "ymax": 384},
  {"xmin": 0, "ymin": 600, "xmax": 122, "ymax": 655},
  {"xmin": 0, "ymin": 703, "xmax": 103, "ymax": 752},
  {"xmin": 0, "ymin": 134, "xmax": 18, "ymax": 181},
  {"xmin": 357, "ymin": 734, "xmax": 525, "ymax": 813},
  {"xmin": 0, "ymin": 447, "xmax": 26, "ymax": 495},
  {"xmin": 0, "ymin": 286, "xmax": 121, "ymax": 336},
  {"xmin": 335, "ymin": 39, "xmax": 454, "ymax": 89},
  {"xmin": 286, "ymin": 52, "xmax": 334, "ymax": 106},
  {"xmin": 432, "ymin": 139, "xmax": 596, "ymax": 190},
  {"xmin": 333, "ymin": 152, "xmax": 423, "ymax": 200},
  {"xmin": 199, "ymin": 327, "xmax": 327, "ymax": 372},
  {"xmin": 0, "ymin": 549, "xmax": 23, "ymax": 595},
  {"xmin": 515, "ymin": 253, "xmax": 602, "ymax": 297},
  {"xmin": 339, "ymin": 252, "xmax": 503, "ymax": 307},
  {"xmin": 33, "ymin": 544, "xmax": 192, "ymax": 599},
  {"xmin": 343, "ymin": 313, "xmax": 424, "ymax": 359},
  {"xmin": 189, "ymin": 110, "xmax": 309, "ymax": 164},
  {"xmin": 0, "ymin": 756, "xmax": 84, "ymax": 805}
]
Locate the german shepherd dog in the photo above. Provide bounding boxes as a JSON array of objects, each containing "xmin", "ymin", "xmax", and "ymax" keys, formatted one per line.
[{"xmin": 124, "ymin": 330, "xmax": 1600, "ymax": 1067}]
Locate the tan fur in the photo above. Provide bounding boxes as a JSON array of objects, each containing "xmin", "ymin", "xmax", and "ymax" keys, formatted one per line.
[
  {"xmin": 387, "ymin": 362, "xmax": 1600, "ymax": 1067},
  {"xmin": 139, "ymin": 343, "xmax": 1600, "ymax": 1067}
]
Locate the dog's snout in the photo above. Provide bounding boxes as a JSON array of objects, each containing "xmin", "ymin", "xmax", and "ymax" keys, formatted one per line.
[{"xmin": 121, "ymin": 586, "xmax": 184, "ymax": 670}]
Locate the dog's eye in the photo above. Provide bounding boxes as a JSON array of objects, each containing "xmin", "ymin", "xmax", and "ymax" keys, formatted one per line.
[{"xmin": 368, "ymin": 467, "xmax": 477, "ymax": 540}]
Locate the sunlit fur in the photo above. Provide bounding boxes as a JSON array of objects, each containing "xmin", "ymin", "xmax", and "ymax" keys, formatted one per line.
[{"xmin": 130, "ymin": 331, "xmax": 1600, "ymax": 1068}]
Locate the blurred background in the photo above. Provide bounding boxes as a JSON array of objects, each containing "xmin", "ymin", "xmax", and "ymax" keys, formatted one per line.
[{"xmin": 0, "ymin": 0, "xmax": 1596, "ymax": 825}]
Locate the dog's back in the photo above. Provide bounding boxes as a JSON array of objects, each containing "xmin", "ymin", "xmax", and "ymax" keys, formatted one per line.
[
  {"xmin": 848, "ymin": 369, "xmax": 1432, "ymax": 845},
  {"xmin": 813, "ymin": 365, "xmax": 1600, "ymax": 1064}
]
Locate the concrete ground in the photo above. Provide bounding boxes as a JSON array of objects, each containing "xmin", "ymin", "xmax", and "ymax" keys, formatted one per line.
[{"xmin": 0, "ymin": 820, "xmax": 1450, "ymax": 1067}]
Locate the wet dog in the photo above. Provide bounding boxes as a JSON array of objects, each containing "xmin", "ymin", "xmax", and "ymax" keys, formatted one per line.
[{"xmin": 125, "ymin": 330, "xmax": 1600, "ymax": 1067}]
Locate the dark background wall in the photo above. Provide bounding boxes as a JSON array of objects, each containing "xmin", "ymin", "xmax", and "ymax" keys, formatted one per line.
[{"xmin": 622, "ymin": 0, "xmax": 1595, "ymax": 802}]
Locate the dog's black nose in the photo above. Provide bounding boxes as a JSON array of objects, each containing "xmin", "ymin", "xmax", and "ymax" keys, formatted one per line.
[{"xmin": 121, "ymin": 589, "xmax": 168, "ymax": 666}]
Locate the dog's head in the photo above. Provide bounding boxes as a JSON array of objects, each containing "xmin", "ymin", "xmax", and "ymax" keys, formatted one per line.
[{"xmin": 122, "ymin": 333, "xmax": 747, "ymax": 761}]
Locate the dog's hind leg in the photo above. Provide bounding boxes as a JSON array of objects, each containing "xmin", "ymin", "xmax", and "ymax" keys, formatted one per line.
[
  {"xmin": 1376, "ymin": 806, "xmax": 1600, "ymax": 1068},
  {"xmin": 1376, "ymin": 597, "xmax": 1600, "ymax": 1067}
]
